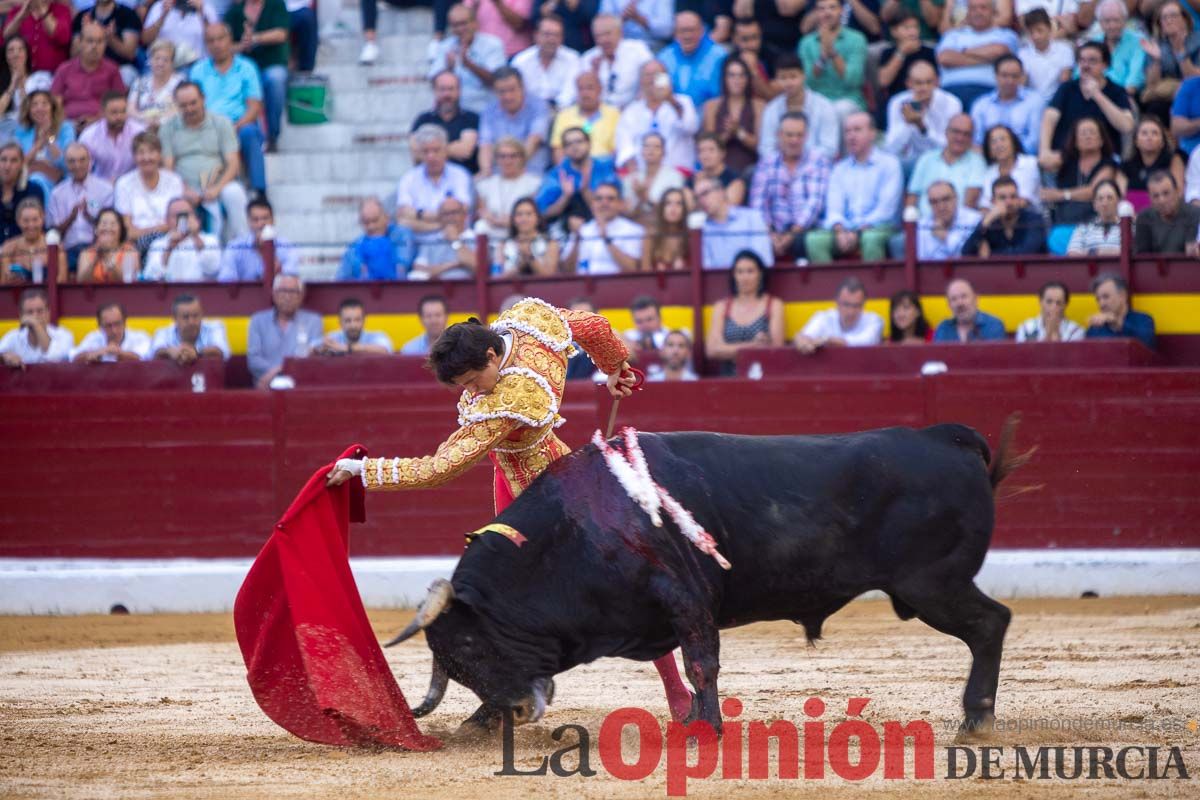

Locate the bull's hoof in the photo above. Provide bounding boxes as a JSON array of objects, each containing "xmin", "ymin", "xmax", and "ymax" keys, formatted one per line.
[
  {"xmin": 452, "ymin": 718, "xmax": 496, "ymax": 742},
  {"xmin": 670, "ymin": 691, "xmax": 696, "ymax": 724},
  {"xmin": 954, "ymin": 712, "xmax": 996, "ymax": 744}
]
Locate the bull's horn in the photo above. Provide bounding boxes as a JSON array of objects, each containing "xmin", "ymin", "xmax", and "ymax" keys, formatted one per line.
[
  {"xmin": 411, "ymin": 657, "xmax": 449, "ymax": 717},
  {"xmin": 384, "ymin": 579, "xmax": 455, "ymax": 647}
]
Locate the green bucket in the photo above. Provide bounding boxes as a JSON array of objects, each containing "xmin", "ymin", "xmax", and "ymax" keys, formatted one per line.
[{"xmin": 287, "ymin": 76, "xmax": 331, "ymax": 125}]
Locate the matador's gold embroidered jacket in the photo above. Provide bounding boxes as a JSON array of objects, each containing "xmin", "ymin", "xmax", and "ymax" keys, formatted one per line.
[{"xmin": 361, "ymin": 298, "xmax": 629, "ymax": 504}]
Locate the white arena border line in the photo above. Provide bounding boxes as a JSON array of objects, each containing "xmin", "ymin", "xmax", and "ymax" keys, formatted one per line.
[{"xmin": 1, "ymin": 550, "xmax": 1198, "ymax": 615}]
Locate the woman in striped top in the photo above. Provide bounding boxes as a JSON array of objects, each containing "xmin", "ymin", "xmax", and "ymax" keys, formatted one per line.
[{"xmin": 1066, "ymin": 179, "xmax": 1123, "ymax": 257}]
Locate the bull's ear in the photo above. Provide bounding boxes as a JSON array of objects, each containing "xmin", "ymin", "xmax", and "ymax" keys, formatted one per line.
[{"xmin": 383, "ymin": 579, "xmax": 456, "ymax": 648}]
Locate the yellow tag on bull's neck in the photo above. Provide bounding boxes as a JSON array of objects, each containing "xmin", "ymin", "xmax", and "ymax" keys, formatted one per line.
[{"xmin": 466, "ymin": 523, "xmax": 528, "ymax": 547}]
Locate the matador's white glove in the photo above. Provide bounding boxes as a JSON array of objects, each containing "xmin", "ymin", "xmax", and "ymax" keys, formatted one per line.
[{"xmin": 335, "ymin": 458, "xmax": 363, "ymax": 476}]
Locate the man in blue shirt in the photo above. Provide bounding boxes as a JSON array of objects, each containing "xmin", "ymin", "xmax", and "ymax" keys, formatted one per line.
[
  {"xmin": 400, "ymin": 294, "xmax": 449, "ymax": 355},
  {"xmin": 970, "ymin": 56, "xmax": 1043, "ymax": 154},
  {"xmin": 536, "ymin": 126, "xmax": 618, "ymax": 230},
  {"xmin": 1085, "ymin": 273, "xmax": 1156, "ymax": 350},
  {"xmin": 247, "ymin": 274, "xmax": 325, "ymax": 388},
  {"xmin": 656, "ymin": 11, "xmax": 726, "ymax": 110},
  {"xmin": 315, "ymin": 298, "xmax": 394, "ymax": 355},
  {"xmin": 1170, "ymin": 75, "xmax": 1200, "ymax": 155},
  {"xmin": 217, "ymin": 197, "xmax": 299, "ymax": 282},
  {"xmin": 338, "ymin": 197, "xmax": 414, "ymax": 281},
  {"xmin": 478, "ymin": 67, "xmax": 551, "ymax": 176},
  {"xmin": 933, "ymin": 277, "xmax": 1007, "ymax": 342},
  {"xmin": 190, "ymin": 23, "xmax": 267, "ymax": 195}
]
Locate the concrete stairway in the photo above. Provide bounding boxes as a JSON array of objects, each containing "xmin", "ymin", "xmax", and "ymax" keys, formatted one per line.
[{"xmin": 269, "ymin": 3, "xmax": 435, "ymax": 279}]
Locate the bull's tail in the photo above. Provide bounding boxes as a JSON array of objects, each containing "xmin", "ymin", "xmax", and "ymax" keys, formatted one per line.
[{"xmin": 989, "ymin": 413, "xmax": 1037, "ymax": 496}]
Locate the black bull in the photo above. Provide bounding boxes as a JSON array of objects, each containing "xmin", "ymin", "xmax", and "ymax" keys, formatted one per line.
[{"xmin": 389, "ymin": 420, "xmax": 1028, "ymax": 735}]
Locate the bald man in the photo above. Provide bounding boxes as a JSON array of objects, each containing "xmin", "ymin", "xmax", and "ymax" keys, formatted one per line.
[{"xmin": 580, "ymin": 13, "xmax": 654, "ymax": 109}]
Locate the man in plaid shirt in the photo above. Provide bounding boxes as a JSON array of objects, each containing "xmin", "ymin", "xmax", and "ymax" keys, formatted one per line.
[{"xmin": 748, "ymin": 111, "xmax": 832, "ymax": 262}]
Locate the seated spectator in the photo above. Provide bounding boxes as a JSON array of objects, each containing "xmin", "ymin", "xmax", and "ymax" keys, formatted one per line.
[
  {"xmin": 0, "ymin": 287, "xmax": 72, "ymax": 366},
  {"xmin": 935, "ymin": 0, "xmax": 1018, "ymax": 110},
  {"xmin": 70, "ymin": 301, "xmax": 150, "ymax": 362},
  {"xmin": 1170, "ymin": 74, "xmax": 1200, "ymax": 156},
  {"xmin": 50, "ymin": 20, "xmax": 123, "ymax": 127},
  {"xmin": 77, "ymin": 92, "xmax": 144, "ymax": 183},
  {"xmin": 1015, "ymin": 280, "xmax": 1084, "ymax": 342},
  {"xmin": 314, "ymin": 298, "xmax": 393, "ymax": 356},
  {"xmin": 979, "ymin": 123, "xmax": 1042, "ymax": 210},
  {"xmin": 1017, "ymin": 9, "xmax": 1075, "ymax": 104},
  {"xmin": 888, "ymin": 288, "xmax": 931, "ymax": 345},
  {"xmin": 1135, "ymin": 170, "xmax": 1200, "ymax": 254},
  {"xmin": 15, "ymin": 89, "xmax": 74, "ymax": 200},
  {"xmin": 71, "ymin": 0, "xmax": 140, "ymax": 87},
  {"xmin": 475, "ymin": 135, "xmax": 541, "ymax": 244},
  {"xmin": 916, "ymin": 181, "xmax": 982, "ymax": 260},
  {"xmin": 48, "ymin": 142, "xmax": 112, "ymax": 268},
  {"xmin": 699, "ymin": 55, "xmax": 764, "ymax": 175},
  {"xmin": 127, "ymin": 40, "xmax": 182, "ymax": 131},
  {"xmin": 1141, "ymin": 0, "xmax": 1200, "ymax": 124},
  {"xmin": 646, "ymin": 329, "xmax": 698, "ymax": 381},
  {"xmin": 1085, "ymin": 273, "xmax": 1156, "ymax": 349},
  {"xmin": 471, "ymin": 0, "xmax": 533, "ymax": 57},
  {"xmin": 600, "ymin": 0, "xmax": 671, "ymax": 49},
  {"xmin": 562, "ymin": 180, "xmax": 643, "ymax": 274},
  {"xmin": 969, "ymin": 55, "xmax": 1042, "ymax": 156},
  {"xmin": 426, "ymin": 3, "xmax": 506, "ymax": 115},
  {"xmin": 622, "ymin": 131, "xmax": 684, "ymax": 225},
  {"xmin": 400, "ymin": 294, "xmax": 449, "ymax": 355},
  {"xmin": 549, "ymin": 72, "xmax": 620, "ymax": 162},
  {"xmin": 142, "ymin": 197, "xmax": 221, "ymax": 281},
  {"xmin": 287, "ymin": 0, "xmax": 316, "ymax": 75},
  {"xmin": 409, "ymin": 196, "xmax": 476, "ymax": 280},
  {"xmin": 1067, "ymin": 178, "xmax": 1124, "ymax": 255},
  {"xmin": 793, "ymin": 276, "xmax": 883, "ymax": 353},
  {"xmin": 3, "ymin": 0, "xmax": 72, "ymax": 76},
  {"xmin": 883, "ymin": 61, "xmax": 963, "ymax": 171},
  {"xmin": 536, "ymin": 126, "xmax": 618, "ymax": 232},
  {"xmin": 641, "ymin": 187, "xmax": 689, "ymax": 271},
  {"xmin": 1092, "ymin": 0, "xmax": 1146, "ymax": 98},
  {"xmin": 623, "ymin": 293, "xmax": 668, "ymax": 353},
  {"xmin": 963, "ymin": 176, "xmax": 1047, "ymax": 256},
  {"xmin": 659, "ymin": 11, "xmax": 726, "ymax": 112},
  {"xmin": 798, "ymin": 0, "xmax": 867, "ymax": 120},
  {"xmin": 411, "ymin": 71, "xmax": 481, "ymax": 175},
  {"xmin": 614, "ymin": 60, "xmax": 699, "ymax": 173},
  {"xmin": 932, "ymin": 277, "xmax": 1006, "ymax": 342},
  {"xmin": 691, "ymin": 133, "xmax": 746, "ymax": 207},
  {"xmin": 1043, "ymin": 117, "xmax": 1117, "ymax": 254},
  {"xmin": 512, "ymin": 15, "xmax": 580, "ymax": 112},
  {"xmin": 907, "ymin": 113, "xmax": 985, "ymax": 216},
  {"xmin": 807, "ymin": 113, "xmax": 902, "ymax": 263},
  {"xmin": 0, "ymin": 36, "xmax": 52, "ymax": 142},
  {"xmin": 478, "ymin": 67, "xmax": 549, "ymax": 176},
  {"xmin": 543, "ymin": 0, "xmax": 597, "ymax": 54},
  {"xmin": 499, "ymin": 197, "xmax": 559, "ymax": 275},
  {"xmin": 814, "ymin": 0, "xmax": 884, "ymax": 38},
  {"xmin": 396, "ymin": 124, "xmax": 474, "ymax": 251},
  {"xmin": 758, "ymin": 53, "xmax": 838, "ymax": 162},
  {"xmin": 876, "ymin": 11, "xmax": 937, "ymax": 114},
  {"xmin": 77, "ymin": 207, "xmax": 138, "ymax": 282},
  {"xmin": 247, "ymin": 273, "xmax": 322, "ymax": 387},
  {"xmin": 114, "ymin": 130, "xmax": 184, "ymax": 253},
  {"xmin": 189, "ymin": 23, "xmax": 267, "ymax": 198},
  {"xmin": 223, "ymin": 0, "xmax": 289, "ymax": 152},
  {"xmin": 0, "ymin": 197, "xmax": 65, "ymax": 283},
  {"xmin": 1038, "ymin": 42, "xmax": 1134, "ymax": 176},
  {"xmin": 580, "ymin": 13, "xmax": 654, "ymax": 110},
  {"xmin": 337, "ymin": 197, "xmax": 415, "ymax": 281},
  {"xmin": 696, "ymin": 174, "xmax": 773, "ymax": 268},
  {"xmin": 217, "ymin": 197, "xmax": 296, "ymax": 281},
  {"xmin": 749, "ymin": 111, "xmax": 831, "ymax": 262},
  {"xmin": 1188, "ymin": 146, "xmax": 1200, "ymax": 203},
  {"xmin": 142, "ymin": 0, "xmax": 217, "ymax": 68},
  {"xmin": 149, "ymin": 293, "xmax": 230, "ymax": 363},
  {"xmin": 161, "ymin": 81, "xmax": 249, "ymax": 242},
  {"xmin": 0, "ymin": 142, "xmax": 42, "ymax": 243},
  {"xmin": 728, "ymin": 17, "xmax": 775, "ymax": 101},
  {"xmin": 1117, "ymin": 117, "xmax": 1187, "ymax": 212},
  {"xmin": 704, "ymin": 248, "xmax": 784, "ymax": 375}
]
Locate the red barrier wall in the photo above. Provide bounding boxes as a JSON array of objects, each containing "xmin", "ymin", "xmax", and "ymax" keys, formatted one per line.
[{"xmin": 3, "ymin": 368, "xmax": 1197, "ymax": 558}]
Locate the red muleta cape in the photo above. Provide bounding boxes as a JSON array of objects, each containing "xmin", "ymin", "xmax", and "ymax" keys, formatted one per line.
[{"xmin": 233, "ymin": 444, "xmax": 442, "ymax": 750}]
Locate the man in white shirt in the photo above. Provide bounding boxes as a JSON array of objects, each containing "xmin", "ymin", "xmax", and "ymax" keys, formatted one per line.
[
  {"xmin": 884, "ymin": 61, "xmax": 962, "ymax": 170},
  {"xmin": 563, "ymin": 181, "xmax": 643, "ymax": 274},
  {"xmin": 143, "ymin": 198, "xmax": 222, "ymax": 281},
  {"xmin": 917, "ymin": 181, "xmax": 983, "ymax": 261},
  {"xmin": 696, "ymin": 174, "xmax": 774, "ymax": 268},
  {"xmin": 396, "ymin": 124, "xmax": 475, "ymax": 251},
  {"xmin": 758, "ymin": 53, "xmax": 840, "ymax": 162},
  {"xmin": 149, "ymin": 293, "xmax": 231, "ymax": 363},
  {"xmin": 48, "ymin": 143, "xmax": 113, "ymax": 266},
  {"xmin": 426, "ymin": 3, "xmax": 507, "ymax": 114},
  {"xmin": 70, "ymin": 302, "xmax": 151, "ymax": 363},
  {"xmin": 793, "ymin": 277, "xmax": 884, "ymax": 353},
  {"xmin": 624, "ymin": 294, "xmax": 669, "ymax": 353},
  {"xmin": 614, "ymin": 60, "xmax": 699, "ymax": 172},
  {"xmin": 580, "ymin": 13, "xmax": 654, "ymax": 110},
  {"xmin": 0, "ymin": 289, "xmax": 73, "ymax": 368},
  {"xmin": 511, "ymin": 15, "xmax": 580, "ymax": 112},
  {"xmin": 598, "ymin": 0, "xmax": 673, "ymax": 48}
]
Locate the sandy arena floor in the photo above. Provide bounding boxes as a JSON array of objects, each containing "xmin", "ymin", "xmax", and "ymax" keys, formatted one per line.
[{"xmin": 1, "ymin": 597, "xmax": 1198, "ymax": 799}]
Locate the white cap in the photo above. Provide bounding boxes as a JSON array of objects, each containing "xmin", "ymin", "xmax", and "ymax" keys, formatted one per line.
[
  {"xmin": 45, "ymin": 229, "xmax": 61, "ymax": 246},
  {"xmin": 902, "ymin": 206, "xmax": 920, "ymax": 224},
  {"xmin": 260, "ymin": 224, "xmax": 277, "ymax": 241},
  {"xmin": 1117, "ymin": 200, "xmax": 1135, "ymax": 219}
]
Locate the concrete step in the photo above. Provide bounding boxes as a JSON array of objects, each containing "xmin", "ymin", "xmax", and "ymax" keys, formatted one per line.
[
  {"xmin": 268, "ymin": 179, "xmax": 398, "ymax": 213},
  {"xmin": 319, "ymin": 32, "xmax": 440, "ymax": 67},
  {"xmin": 316, "ymin": 63, "xmax": 431, "ymax": 93},
  {"xmin": 326, "ymin": 87, "xmax": 428, "ymax": 124},
  {"xmin": 319, "ymin": 4, "xmax": 433, "ymax": 38},
  {"xmin": 274, "ymin": 209, "xmax": 361, "ymax": 246},
  {"xmin": 267, "ymin": 146, "xmax": 411, "ymax": 183}
]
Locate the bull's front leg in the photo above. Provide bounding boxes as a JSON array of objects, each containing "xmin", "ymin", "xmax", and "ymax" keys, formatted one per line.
[{"xmin": 676, "ymin": 628, "xmax": 721, "ymax": 734}]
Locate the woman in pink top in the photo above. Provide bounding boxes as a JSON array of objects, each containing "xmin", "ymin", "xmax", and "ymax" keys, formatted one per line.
[{"xmin": 470, "ymin": 0, "xmax": 532, "ymax": 57}]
